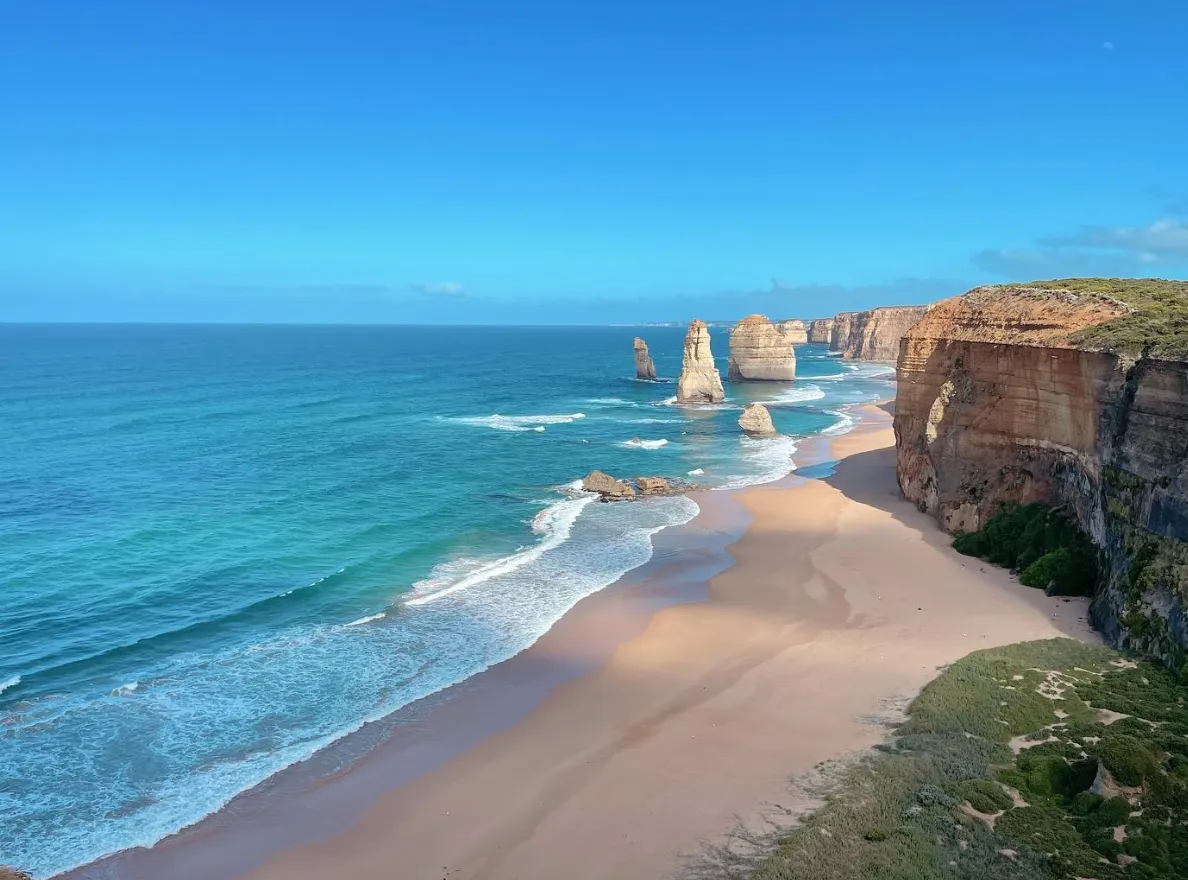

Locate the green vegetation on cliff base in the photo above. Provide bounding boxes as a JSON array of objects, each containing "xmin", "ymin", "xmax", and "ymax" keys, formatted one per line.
[
  {"xmin": 689, "ymin": 640, "xmax": 1188, "ymax": 880},
  {"xmin": 1014, "ymin": 278, "xmax": 1188, "ymax": 360},
  {"xmin": 952, "ymin": 504, "xmax": 1098, "ymax": 597}
]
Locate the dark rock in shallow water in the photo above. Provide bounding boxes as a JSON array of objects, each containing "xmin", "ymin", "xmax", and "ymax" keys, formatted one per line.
[{"xmin": 580, "ymin": 471, "xmax": 694, "ymax": 502}]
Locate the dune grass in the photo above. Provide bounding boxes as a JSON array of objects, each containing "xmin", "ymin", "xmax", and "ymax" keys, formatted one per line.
[{"xmin": 688, "ymin": 639, "xmax": 1188, "ymax": 880}]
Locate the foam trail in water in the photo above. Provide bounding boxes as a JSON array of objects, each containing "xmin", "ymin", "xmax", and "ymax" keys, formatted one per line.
[
  {"xmin": 767, "ymin": 384, "xmax": 824, "ymax": 404},
  {"xmin": 406, "ymin": 496, "xmax": 594, "ymax": 606},
  {"xmin": 0, "ymin": 675, "xmax": 20, "ymax": 696},
  {"xmin": 344, "ymin": 613, "xmax": 387, "ymax": 627},
  {"xmin": 620, "ymin": 438, "xmax": 668, "ymax": 450},
  {"xmin": 450, "ymin": 413, "xmax": 586, "ymax": 432},
  {"xmin": 715, "ymin": 436, "xmax": 799, "ymax": 490}
]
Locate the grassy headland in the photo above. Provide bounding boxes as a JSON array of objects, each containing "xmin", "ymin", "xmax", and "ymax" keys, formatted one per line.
[
  {"xmin": 696, "ymin": 639, "xmax": 1188, "ymax": 879},
  {"xmin": 1013, "ymin": 278, "xmax": 1188, "ymax": 359}
]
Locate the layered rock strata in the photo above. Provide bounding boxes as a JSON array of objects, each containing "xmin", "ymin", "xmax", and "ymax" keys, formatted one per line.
[
  {"xmin": 727, "ymin": 314, "xmax": 796, "ymax": 381},
  {"xmin": 894, "ymin": 282, "xmax": 1188, "ymax": 668},
  {"xmin": 738, "ymin": 403, "xmax": 777, "ymax": 436},
  {"xmin": 633, "ymin": 337, "xmax": 656, "ymax": 380},
  {"xmin": 777, "ymin": 319, "xmax": 809, "ymax": 345},
  {"xmin": 677, "ymin": 319, "xmax": 726, "ymax": 403},
  {"xmin": 829, "ymin": 312, "xmax": 859, "ymax": 352},
  {"xmin": 808, "ymin": 318, "xmax": 834, "ymax": 344}
]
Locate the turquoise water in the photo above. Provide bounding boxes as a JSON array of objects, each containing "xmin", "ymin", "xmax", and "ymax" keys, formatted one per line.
[{"xmin": 0, "ymin": 324, "xmax": 892, "ymax": 877}]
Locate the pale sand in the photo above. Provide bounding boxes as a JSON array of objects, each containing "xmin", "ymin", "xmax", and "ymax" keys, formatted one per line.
[{"xmin": 247, "ymin": 406, "xmax": 1096, "ymax": 880}]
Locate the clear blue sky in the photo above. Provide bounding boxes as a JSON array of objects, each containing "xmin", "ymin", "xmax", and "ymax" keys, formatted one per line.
[{"xmin": 2, "ymin": 0, "xmax": 1186, "ymax": 323}]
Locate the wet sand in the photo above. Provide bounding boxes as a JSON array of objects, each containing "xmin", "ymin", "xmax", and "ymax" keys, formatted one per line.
[{"xmin": 227, "ymin": 405, "xmax": 1095, "ymax": 880}]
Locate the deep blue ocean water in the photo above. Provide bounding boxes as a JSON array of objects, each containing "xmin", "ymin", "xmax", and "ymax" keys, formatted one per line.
[{"xmin": 0, "ymin": 324, "xmax": 892, "ymax": 877}]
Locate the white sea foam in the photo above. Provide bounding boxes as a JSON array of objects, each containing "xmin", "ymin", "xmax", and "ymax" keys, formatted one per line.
[
  {"xmin": 822, "ymin": 409, "xmax": 858, "ymax": 436},
  {"xmin": 450, "ymin": 412, "xmax": 586, "ymax": 432},
  {"xmin": 112, "ymin": 682, "xmax": 139, "ymax": 696},
  {"xmin": 620, "ymin": 438, "xmax": 669, "ymax": 450},
  {"xmin": 767, "ymin": 383, "xmax": 825, "ymax": 404},
  {"xmin": 688, "ymin": 468, "xmax": 705, "ymax": 476},
  {"xmin": 625, "ymin": 416, "xmax": 681, "ymax": 424},
  {"xmin": 584, "ymin": 397, "xmax": 632, "ymax": 405},
  {"xmin": 0, "ymin": 674, "xmax": 20, "ymax": 696},
  {"xmin": 405, "ymin": 495, "xmax": 595, "ymax": 606},
  {"xmin": 344, "ymin": 613, "xmax": 387, "ymax": 627},
  {"xmin": 715, "ymin": 435, "xmax": 800, "ymax": 490}
]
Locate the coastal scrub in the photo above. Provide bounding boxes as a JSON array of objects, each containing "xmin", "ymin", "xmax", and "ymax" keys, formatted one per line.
[{"xmin": 689, "ymin": 639, "xmax": 1188, "ymax": 879}]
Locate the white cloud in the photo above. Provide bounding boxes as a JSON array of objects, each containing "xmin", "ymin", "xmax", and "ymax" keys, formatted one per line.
[{"xmin": 411, "ymin": 281, "xmax": 466, "ymax": 297}]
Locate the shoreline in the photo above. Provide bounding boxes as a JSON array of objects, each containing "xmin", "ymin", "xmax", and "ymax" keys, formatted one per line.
[{"xmin": 59, "ymin": 401, "xmax": 1097, "ymax": 880}]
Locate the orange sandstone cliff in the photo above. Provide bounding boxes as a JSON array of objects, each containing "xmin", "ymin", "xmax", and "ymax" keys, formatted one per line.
[{"xmin": 894, "ymin": 280, "xmax": 1188, "ymax": 668}]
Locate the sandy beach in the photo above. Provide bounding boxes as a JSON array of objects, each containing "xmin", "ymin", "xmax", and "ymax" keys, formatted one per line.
[{"xmin": 221, "ymin": 405, "xmax": 1094, "ymax": 880}]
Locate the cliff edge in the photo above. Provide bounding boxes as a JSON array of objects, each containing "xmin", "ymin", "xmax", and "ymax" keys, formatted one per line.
[{"xmin": 894, "ymin": 278, "xmax": 1188, "ymax": 670}]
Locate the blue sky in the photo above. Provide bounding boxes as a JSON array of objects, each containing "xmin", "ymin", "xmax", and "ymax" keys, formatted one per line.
[{"xmin": 2, "ymin": 0, "xmax": 1187, "ymax": 323}]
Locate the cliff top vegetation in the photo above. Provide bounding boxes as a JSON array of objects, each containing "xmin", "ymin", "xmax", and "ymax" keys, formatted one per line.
[{"xmin": 1012, "ymin": 278, "xmax": 1188, "ymax": 360}]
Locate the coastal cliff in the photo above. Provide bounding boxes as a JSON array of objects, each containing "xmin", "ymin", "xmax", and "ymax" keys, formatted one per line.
[
  {"xmin": 727, "ymin": 315, "xmax": 796, "ymax": 381},
  {"xmin": 633, "ymin": 337, "xmax": 656, "ymax": 380},
  {"xmin": 777, "ymin": 319, "xmax": 808, "ymax": 345},
  {"xmin": 807, "ymin": 318, "xmax": 834, "ymax": 344},
  {"xmin": 834, "ymin": 305, "xmax": 928, "ymax": 361},
  {"xmin": 894, "ymin": 279, "xmax": 1188, "ymax": 670},
  {"xmin": 829, "ymin": 312, "xmax": 858, "ymax": 352},
  {"xmin": 676, "ymin": 319, "xmax": 725, "ymax": 403}
]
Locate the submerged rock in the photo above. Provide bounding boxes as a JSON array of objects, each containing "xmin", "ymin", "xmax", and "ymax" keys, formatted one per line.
[
  {"xmin": 738, "ymin": 403, "xmax": 777, "ymax": 436},
  {"xmin": 728, "ymin": 315, "xmax": 796, "ymax": 381},
  {"xmin": 633, "ymin": 337, "xmax": 657, "ymax": 380},
  {"xmin": 676, "ymin": 319, "xmax": 726, "ymax": 404},
  {"xmin": 582, "ymin": 470, "xmax": 635, "ymax": 501}
]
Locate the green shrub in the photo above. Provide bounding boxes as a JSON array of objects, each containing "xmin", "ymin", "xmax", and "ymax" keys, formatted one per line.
[
  {"xmin": 1098, "ymin": 734, "xmax": 1161, "ymax": 787},
  {"xmin": 953, "ymin": 504, "xmax": 1098, "ymax": 596},
  {"xmin": 955, "ymin": 779, "xmax": 1013, "ymax": 813},
  {"xmin": 1098, "ymin": 795, "xmax": 1134, "ymax": 826}
]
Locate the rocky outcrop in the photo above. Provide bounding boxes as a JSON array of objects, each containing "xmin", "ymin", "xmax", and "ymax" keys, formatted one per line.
[
  {"xmin": 808, "ymin": 318, "xmax": 834, "ymax": 344},
  {"xmin": 581, "ymin": 471, "xmax": 692, "ymax": 501},
  {"xmin": 837, "ymin": 306, "xmax": 929, "ymax": 361},
  {"xmin": 677, "ymin": 319, "xmax": 726, "ymax": 403},
  {"xmin": 777, "ymin": 319, "xmax": 809, "ymax": 345},
  {"xmin": 633, "ymin": 337, "xmax": 656, "ymax": 380},
  {"xmin": 830, "ymin": 312, "xmax": 859, "ymax": 352},
  {"xmin": 727, "ymin": 315, "xmax": 796, "ymax": 381},
  {"xmin": 582, "ymin": 470, "xmax": 635, "ymax": 501},
  {"xmin": 894, "ymin": 281, "xmax": 1188, "ymax": 669},
  {"xmin": 738, "ymin": 403, "xmax": 777, "ymax": 436}
]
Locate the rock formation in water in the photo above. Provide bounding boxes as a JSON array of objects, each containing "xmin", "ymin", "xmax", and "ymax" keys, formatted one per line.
[
  {"xmin": 633, "ymin": 337, "xmax": 656, "ymax": 380},
  {"xmin": 676, "ymin": 319, "xmax": 726, "ymax": 403},
  {"xmin": 893, "ymin": 279, "xmax": 1188, "ymax": 667},
  {"xmin": 808, "ymin": 318, "xmax": 834, "ymax": 344},
  {"xmin": 727, "ymin": 315, "xmax": 796, "ymax": 381},
  {"xmin": 830, "ymin": 312, "xmax": 859, "ymax": 352},
  {"xmin": 582, "ymin": 470, "xmax": 636, "ymax": 501},
  {"xmin": 738, "ymin": 403, "xmax": 777, "ymax": 436},
  {"xmin": 777, "ymin": 319, "xmax": 809, "ymax": 345},
  {"xmin": 581, "ymin": 471, "xmax": 691, "ymax": 501}
]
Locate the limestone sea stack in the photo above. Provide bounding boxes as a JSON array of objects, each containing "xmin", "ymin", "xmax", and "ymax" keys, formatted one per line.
[
  {"xmin": 727, "ymin": 315, "xmax": 796, "ymax": 381},
  {"xmin": 676, "ymin": 319, "xmax": 725, "ymax": 403},
  {"xmin": 738, "ymin": 403, "xmax": 777, "ymax": 436},
  {"xmin": 633, "ymin": 337, "xmax": 657, "ymax": 380},
  {"xmin": 777, "ymin": 319, "xmax": 809, "ymax": 345},
  {"xmin": 807, "ymin": 318, "xmax": 834, "ymax": 343}
]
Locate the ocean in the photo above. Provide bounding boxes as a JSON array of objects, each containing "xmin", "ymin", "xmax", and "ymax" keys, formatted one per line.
[{"xmin": 0, "ymin": 324, "xmax": 893, "ymax": 878}]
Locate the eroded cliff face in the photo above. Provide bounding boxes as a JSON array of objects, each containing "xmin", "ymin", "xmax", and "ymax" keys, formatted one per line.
[
  {"xmin": 677, "ymin": 319, "xmax": 726, "ymax": 403},
  {"xmin": 895, "ymin": 285, "xmax": 1188, "ymax": 669},
  {"xmin": 727, "ymin": 315, "xmax": 796, "ymax": 381},
  {"xmin": 808, "ymin": 318, "xmax": 834, "ymax": 344},
  {"xmin": 777, "ymin": 319, "xmax": 809, "ymax": 346},
  {"xmin": 840, "ymin": 306, "xmax": 929, "ymax": 361},
  {"xmin": 830, "ymin": 312, "xmax": 858, "ymax": 352}
]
